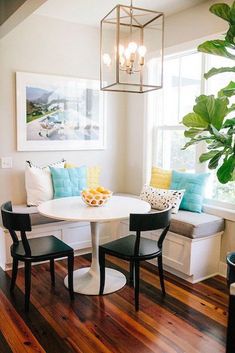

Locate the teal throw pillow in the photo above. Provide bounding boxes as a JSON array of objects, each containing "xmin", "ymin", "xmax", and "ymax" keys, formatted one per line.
[
  {"xmin": 170, "ymin": 171, "xmax": 209, "ymax": 213},
  {"xmin": 50, "ymin": 167, "xmax": 87, "ymax": 198}
]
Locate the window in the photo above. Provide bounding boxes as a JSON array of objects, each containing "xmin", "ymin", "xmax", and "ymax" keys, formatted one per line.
[
  {"xmin": 149, "ymin": 49, "xmax": 235, "ymax": 207},
  {"xmin": 151, "ymin": 51, "xmax": 201, "ymax": 171}
]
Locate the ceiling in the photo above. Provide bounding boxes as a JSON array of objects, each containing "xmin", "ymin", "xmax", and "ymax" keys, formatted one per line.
[{"xmin": 36, "ymin": 0, "xmax": 207, "ymax": 26}]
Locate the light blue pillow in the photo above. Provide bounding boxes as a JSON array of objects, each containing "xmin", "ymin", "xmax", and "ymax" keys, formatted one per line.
[
  {"xmin": 170, "ymin": 171, "xmax": 209, "ymax": 213},
  {"xmin": 50, "ymin": 167, "xmax": 87, "ymax": 198}
]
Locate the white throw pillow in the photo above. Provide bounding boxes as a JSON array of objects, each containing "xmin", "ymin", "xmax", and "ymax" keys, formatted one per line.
[
  {"xmin": 140, "ymin": 185, "xmax": 185, "ymax": 214},
  {"xmin": 25, "ymin": 160, "xmax": 65, "ymax": 206}
]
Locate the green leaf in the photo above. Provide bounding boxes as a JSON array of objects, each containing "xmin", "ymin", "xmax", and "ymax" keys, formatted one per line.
[
  {"xmin": 199, "ymin": 150, "xmax": 221, "ymax": 163},
  {"xmin": 225, "ymin": 24, "xmax": 235, "ymax": 44},
  {"xmin": 207, "ymin": 141, "xmax": 224, "ymax": 149},
  {"xmin": 204, "ymin": 66, "xmax": 235, "ymax": 79},
  {"xmin": 182, "ymin": 113, "xmax": 209, "ymax": 128},
  {"xmin": 217, "ymin": 155, "xmax": 235, "ymax": 183},
  {"xmin": 228, "ymin": 127, "xmax": 235, "ymax": 135},
  {"xmin": 184, "ymin": 128, "xmax": 204, "ymax": 138},
  {"xmin": 223, "ymin": 117, "xmax": 235, "ymax": 127},
  {"xmin": 210, "ymin": 3, "xmax": 231, "ymax": 22},
  {"xmin": 198, "ymin": 40, "xmax": 235, "ymax": 60},
  {"xmin": 230, "ymin": 8, "xmax": 235, "ymax": 24},
  {"xmin": 193, "ymin": 95, "xmax": 214, "ymax": 123},
  {"xmin": 182, "ymin": 136, "xmax": 213, "ymax": 150},
  {"xmin": 212, "ymin": 96, "xmax": 229, "ymax": 129},
  {"xmin": 218, "ymin": 81, "xmax": 235, "ymax": 97},
  {"xmin": 210, "ymin": 125, "xmax": 228, "ymax": 142},
  {"xmin": 208, "ymin": 151, "xmax": 224, "ymax": 169},
  {"xmin": 192, "ymin": 95, "xmax": 228, "ymax": 130}
]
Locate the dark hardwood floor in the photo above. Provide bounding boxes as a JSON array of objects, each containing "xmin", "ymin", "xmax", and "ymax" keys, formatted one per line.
[{"xmin": 0, "ymin": 254, "xmax": 228, "ymax": 353}]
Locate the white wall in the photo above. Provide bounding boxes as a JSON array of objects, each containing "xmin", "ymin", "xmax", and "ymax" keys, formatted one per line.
[{"xmin": 0, "ymin": 14, "xmax": 127, "ymax": 205}]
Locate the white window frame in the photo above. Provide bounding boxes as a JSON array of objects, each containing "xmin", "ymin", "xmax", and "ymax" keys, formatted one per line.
[{"xmin": 143, "ymin": 36, "xmax": 235, "ymax": 212}]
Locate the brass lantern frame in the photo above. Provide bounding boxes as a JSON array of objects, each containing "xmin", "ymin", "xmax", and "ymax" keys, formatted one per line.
[{"xmin": 100, "ymin": 4, "xmax": 164, "ymax": 93}]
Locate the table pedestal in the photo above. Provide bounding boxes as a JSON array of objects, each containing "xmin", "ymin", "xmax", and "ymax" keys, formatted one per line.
[{"xmin": 64, "ymin": 221, "xmax": 126, "ymax": 295}]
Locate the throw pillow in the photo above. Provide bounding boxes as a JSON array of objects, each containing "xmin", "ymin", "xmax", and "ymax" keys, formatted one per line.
[
  {"xmin": 50, "ymin": 167, "xmax": 87, "ymax": 198},
  {"xmin": 25, "ymin": 160, "xmax": 65, "ymax": 206},
  {"xmin": 140, "ymin": 185, "xmax": 185, "ymax": 214},
  {"xmin": 150, "ymin": 167, "xmax": 172, "ymax": 189},
  {"xmin": 65, "ymin": 162, "xmax": 101, "ymax": 189},
  {"xmin": 170, "ymin": 171, "xmax": 209, "ymax": 213}
]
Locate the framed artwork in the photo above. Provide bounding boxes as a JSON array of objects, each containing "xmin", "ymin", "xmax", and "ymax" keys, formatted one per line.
[{"xmin": 16, "ymin": 72, "xmax": 106, "ymax": 151}]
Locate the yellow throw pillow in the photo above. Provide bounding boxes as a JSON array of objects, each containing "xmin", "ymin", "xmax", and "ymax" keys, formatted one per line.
[
  {"xmin": 150, "ymin": 167, "xmax": 172, "ymax": 189},
  {"xmin": 87, "ymin": 166, "xmax": 101, "ymax": 188},
  {"xmin": 64, "ymin": 162, "xmax": 76, "ymax": 168},
  {"xmin": 65, "ymin": 163, "xmax": 101, "ymax": 189}
]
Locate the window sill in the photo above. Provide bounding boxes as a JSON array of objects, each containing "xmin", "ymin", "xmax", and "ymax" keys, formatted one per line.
[{"xmin": 203, "ymin": 204, "xmax": 235, "ymax": 222}]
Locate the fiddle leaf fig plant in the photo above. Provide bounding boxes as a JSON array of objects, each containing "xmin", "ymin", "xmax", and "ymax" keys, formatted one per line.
[{"xmin": 182, "ymin": 1, "xmax": 235, "ymax": 184}]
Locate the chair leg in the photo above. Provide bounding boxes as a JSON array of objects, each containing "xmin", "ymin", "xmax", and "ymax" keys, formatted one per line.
[
  {"xmin": 130, "ymin": 260, "xmax": 134, "ymax": 287},
  {"xmin": 10, "ymin": 258, "xmax": 18, "ymax": 292},
  {"xmin": 68, "ymin": 254, "xmax": 74, "ymax": 300},
  {"xmin": 99, "ymin": 249, "xmax": 105, "ymax": 295},
  {"xmin": 158, "ymin": 254, "xmax": 166, "ymax": 296},
  {"xmin": 134, "ymin": 261, "xmax": 140, "ymax": 311},
  {"xmin": 50, "ymin": 259, "xmax": 55, "ymax": 286},
  {"xmin": 24, "ymin": 262, "xmax": 31, "ymax": 312}
]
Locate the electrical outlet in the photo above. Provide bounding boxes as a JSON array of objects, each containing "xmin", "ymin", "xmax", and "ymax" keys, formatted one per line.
[{"xmin": 1, "ymin": 157, "xmax": 13, "ymax": 169}]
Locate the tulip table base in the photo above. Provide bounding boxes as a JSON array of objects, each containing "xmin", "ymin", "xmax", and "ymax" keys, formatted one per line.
[{"xmin": 64, "ymin": 267, "xmax": 126, "ymax": 295}]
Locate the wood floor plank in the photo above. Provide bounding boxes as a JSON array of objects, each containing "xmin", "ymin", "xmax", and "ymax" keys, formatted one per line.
[
  {"xmin": 0, "ymin": 267, "xmax": 77, "ymax": 353},
  {"xmin": 0, "ymin": 291, "xmax": 46, "ymax": 353},
  {"xmin": 1, "ymin": 254, "xmax": 228, "ymax": 353},
  {"xmin": 0, "ymin": 330, "xmax": 13, "ymax": 353}
]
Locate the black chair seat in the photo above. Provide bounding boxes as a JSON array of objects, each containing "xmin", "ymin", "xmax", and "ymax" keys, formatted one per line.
[
  {"xmin": 11, "ymin": 236, "xmax": 73, "ymax": 261},
  {"xmin": 100, "ymin": 235, "xmax": 161, "ymax": 260}
]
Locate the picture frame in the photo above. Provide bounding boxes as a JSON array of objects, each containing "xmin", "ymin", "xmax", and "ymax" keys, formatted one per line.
[{"xmin": 16, "ymin": 72, "xmax": 106, "ymax": 151}]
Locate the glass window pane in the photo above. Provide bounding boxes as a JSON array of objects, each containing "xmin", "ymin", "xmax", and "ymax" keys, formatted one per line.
[
  {"xmin": 206, "ymin": 56, "xmax": 235, "ymax": 96},
  {"xmin": 153, "ymin": 129, "xmax": 196, "ymax": 171},
  {"xmin": 179, "ymin": 52, "xmax": 202, "ymax": 118},
  {"xmin": 205, "ymin": 172, "xmax": 235, "ymax": 204},
  {"xmin": 161, "ymin": 57, "xmax": 180, "ymax": 126}
]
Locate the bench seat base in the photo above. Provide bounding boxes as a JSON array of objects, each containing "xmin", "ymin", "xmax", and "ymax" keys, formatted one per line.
[{"xmin": 0, "ymin": 219, "xmax": 222, "ymax": 283}]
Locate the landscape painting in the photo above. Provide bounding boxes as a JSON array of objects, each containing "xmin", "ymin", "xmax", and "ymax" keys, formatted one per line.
[{"xmin": 16, "ymin": 72, "xmax": 105, "ymax": 151}]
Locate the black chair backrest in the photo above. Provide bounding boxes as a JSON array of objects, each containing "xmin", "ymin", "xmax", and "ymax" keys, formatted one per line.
[
  {"xmin": 129, "ymin": 207, "xmax": 171, "ymax": 255},
  {"xmin": 227, "ymin": 252, "xmax": 235, "ymax": 288},
  {"xmin": 1, "ymin": 201, "xmax": 32, "ymax": 253}
]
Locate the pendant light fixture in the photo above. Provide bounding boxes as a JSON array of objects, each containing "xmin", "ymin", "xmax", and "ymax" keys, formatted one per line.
[{"xmin": 100, "ymin": 0, "xmax": 164, "ymax": 93}]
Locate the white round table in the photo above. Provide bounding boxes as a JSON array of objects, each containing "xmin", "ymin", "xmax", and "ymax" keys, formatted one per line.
[{"xmin": 38, "ymin": 195, "xmax": 150, "ymax": 295}]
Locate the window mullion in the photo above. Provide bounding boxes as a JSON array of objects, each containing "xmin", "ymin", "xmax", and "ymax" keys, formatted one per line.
[{"xmin": 195, "ymin": 53, "xmax": 207, "ymax": 173}]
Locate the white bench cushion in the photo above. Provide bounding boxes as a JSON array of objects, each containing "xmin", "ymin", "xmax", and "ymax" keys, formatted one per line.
[{"xmin": 170, "ymin": 210, "xmax": 224, "ymax": 239}]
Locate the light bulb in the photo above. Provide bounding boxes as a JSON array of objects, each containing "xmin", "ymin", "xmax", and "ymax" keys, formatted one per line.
[
  {"xmin": 138, "ymin": 45, "xmax": 147, "ymax": 57},
  {"xmin": 103, "ymin": 53, "xmax": 111, "ymax": 66},
  {"xmin": 128, "ymin": 42, "xmax": 137, "ymax": 54},
  {"xmin": 119, "ymin": 44, "xmax": 125, "ymax": 56}
]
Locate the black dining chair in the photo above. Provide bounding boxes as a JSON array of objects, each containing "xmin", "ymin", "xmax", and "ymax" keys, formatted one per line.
[
  {"xmin": 1, "ymin": 201, "xmax": 74, "ymax": 312},
  {"xmin": 226, "ymin": 252, "xmax": 235, "ymax": 353},
  {"xmin": 99, "ymin": 208, "xmax": 171, "ymax": 310}
]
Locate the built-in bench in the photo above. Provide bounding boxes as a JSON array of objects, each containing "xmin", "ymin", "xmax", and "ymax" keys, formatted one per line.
[{"xmin": 0, "ymin": 200, "xmax": 224, "ymax": 283}]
